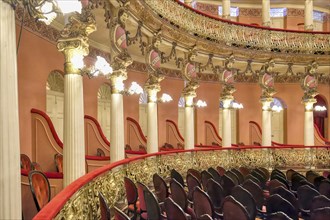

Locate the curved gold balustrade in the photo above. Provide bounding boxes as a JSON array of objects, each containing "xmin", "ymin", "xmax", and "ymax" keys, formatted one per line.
[
  {"xmin": 34, "ymin": 146, "xmax": 330, "ymax": 220},
  {"xmin": 142, "ymin": 0, "xmax": 330, "ymax": 55}
]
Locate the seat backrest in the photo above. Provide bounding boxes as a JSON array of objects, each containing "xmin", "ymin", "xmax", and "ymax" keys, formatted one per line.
[
  {"xmin": 31, "ymin": 162, "xmax": 43, "ymax": 171},
  {"xmin": 314, "ymin": 176, "xmax": 326, "ymax": 190},
  {"xmin": 216, "ymin": 166, "xmax": 226, "ymax": 176},
  {"xmin": 306, "ymin": 170, "xmax": 320, "ymax": 184},
  {"xmin": 21, "ymin": 154, "xmax": 32, "ymax": 172},
  {"xmin": 225, "ymin": 170, "xmax": 239, "ymax": 185},
  {"xmin": 231, "ymin": 168, "xmax": 245, "ymax": 184},
  {"xmin": 257, "ymin": 167, "xmax": 270, "ymax": 181},
  {"xmin": 164, "ymin": 197, "xmax": 188, "ymax": 220},
  {"xmin": 54, "ymin": 153, "xmax": 63, "ymax": 172},
  {"xmin": 153, "ymin": 173, "xmax": 169, "ymax": 203},
  {"xmin": 291, "ymin": 173, "xmax": 306, "ymax": 191},
  {"xmin": 222, "ymin": 196, "xmax": 250, "ymax": 220},
  {"xmin": 266, "ymin": 194, "xmax": 298, "ymax": 220},
  {"xmin": 297, "ymin": 185, "xmax": 320, "ymax": 211},
  {"xmin": 271, "ymin": 169, "xmax": 286, "ymax": 179},
  {"xmin": 270, "ymin": 186, "xmax": 299, "ymax": 210},
  {"xmin": 170, "ymin": 178, "xmax": 188, "ymax": 210},
  {"xmin": 208, "ymin": 167, "xmax": 222, "ymax": 184},
  {"xmin": 267, "ymin": 211, "xmax": 294, "ymax": 220},
  {"xmin": 310, "ymin": 207, "xmax": 330, "ymax": 220},
  {"xmin": 231, "ymin": 185, "xmax": 257, "ymax": 220},
  {"xmin": 193, "ymin": 186, "xmax": 213, "ymax": 218},
  {"xmin": 239, "ymin": 167, "xmax": 251, "ymax": 177},
  {"xmin": 144, "ymin": 187, "xmax": 162, "ymax": 220},
  {"xmin": 187, "ymin": 168, "xmax": 201, "ymax": 182},
  {"xmin": 206, "ymin": 178, "xmax": 225, "ymax": 211},
  {"xmin": 251, "ymin": 169, "xmax": 267, "ymax": 185},
  {"xmin": 268, "ymin": 179, "xmax": 287, "ymax": 192},
  {"xmin": 97, "ymin": 148, "xmax": 105, "ymax": 157},
  {"xmin": 245, "ymin": 174, "xmax": 261, "ymax": 185},
  {"xmin": 310, "ymin": 195, "xmax": 330, "ymax": 213},
  {"xmin": 286, "ymin": 169, "xmax": 297, "ymax": 182},
  {"xmin": 222, "ymin": 174, "xmax": 236, "ymax": 196},
  {"xmin": 201, "ymin": 170, "xmax": 213, "ymax": 191},
  {"xmin": 242, "ymin": 179, "xmax": 264, "ymax": 210},
  {"xmin": 186, "ymin": 173, "xmax": 201, "ymax": 201},
  {"xmin": 171, "ymin": 169, "xmax": 185, "ymax": 187},
  {"xmin": 28, "ymin": 171, "xmax": 51, "ymax": 211},
  {"xmin": 114, "ymin": 206, "xmax": 130, "ymax": 220},
  {"xmin": 136, "ymin": 182, "xmax": 148, "ymax": 213},
  {"xmin": 319, "ymin": 180, "xmax": 330, "ymax": 198},
  {"xmin": 99, "ymin": 192, "xmax": 111, "ymax": 220},
  {"xmin": 124, "ymin": 177, "xmax": 138, "ymax": 205}
]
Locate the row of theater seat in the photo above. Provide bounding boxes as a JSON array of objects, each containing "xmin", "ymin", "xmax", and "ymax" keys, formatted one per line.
[
  {"xmin": 111, "ymin": 167, "xmax": 330, "ymax": 220},
  {"xmin": 20, "ymin": 153, "xmax": 63, "ymax": 173}
]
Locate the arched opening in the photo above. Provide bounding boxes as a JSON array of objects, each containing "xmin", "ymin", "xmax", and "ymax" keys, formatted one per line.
[
  {"xmin": 139, "ymin": 91, "xmax": 148, "ymax": 136},
  {"xmin": 97, "ymin": 83, "xmax": 111, "ymax": 140},
  {"xmin": 46, "ymin": 70, "xmax": 64, "ymax": 140},
  {"xmin": 178, "ymin": 97, "xmax": 185, "ymax": 135},
  {"xmin": 313, "ymin": 95, "xmax": 328, "ymax": 138},
  {"xmin": 271, "ymin": 97, "xmax": 287, "ymax": 144}
]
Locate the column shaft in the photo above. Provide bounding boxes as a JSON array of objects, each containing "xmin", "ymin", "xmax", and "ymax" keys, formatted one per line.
[
  {"xmin": 304, "ymin": 110, "xmax": 314, "ymax": 146},
  {"xmin": 262, "ymin": 110, "xmax": 272, "ymax": 146},
  {"xmin": 184, "ymin": 106, "xmax": 194, "ymax": 150},
  {"xmin": 0, "ymin": 2, "xmax": 22, "ymax": 219},
  {"xmin": 222, "ymin": 108, "xmax": 231, "ymax": 147},
  {"xmin": 147, "ymin": 102, "xmax": 158, "ymax": 153},
  {"xmin": 222, "ymin": 0, "xmax": 231, "ymax": 19},
  {"xmin": 262, "ymin": 0, "xmax": 271, "ymax": 27},
  {"xmin": 63, "ymin": 74, "xmax": 85, "ymax": 187},
  {"xmin": 304, "ymin": 0, "xmax": 314, "ymax": 30},
  {"xmin": 110, "ymin": 93, "xmax": 125, "ymax": 162}
]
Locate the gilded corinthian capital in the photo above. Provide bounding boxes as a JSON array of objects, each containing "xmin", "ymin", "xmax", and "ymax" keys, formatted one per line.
[{"xmin": 57, "ymin": 9, "xmax": 96, "ymax": 75}]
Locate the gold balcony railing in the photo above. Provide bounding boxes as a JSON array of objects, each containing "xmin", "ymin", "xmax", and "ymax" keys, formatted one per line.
[
  {"xmin": 143, "ymin": 0, "xmax": 330, "ymax": 55},
  {"xmin": 34, "ymin": 146, "xmax": 330, "ymax": 220}
]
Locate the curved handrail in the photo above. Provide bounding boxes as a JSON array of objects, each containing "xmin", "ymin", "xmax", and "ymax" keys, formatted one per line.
[
  {"xmin": 166, "ymin": 119, "xmax": 184, "ymax": 141},
  {"xmin": 176, "ymin": 0, "xmax": 330, "ymax": 34},
  {"xmin": 249, "ymin": 121, "xmax": 304, "ymax": 147},
  {"xmin": 205, "ymin": 120, "xmax": 222, "ymax": 141},
  {"xmin": 143, "ymin": 0, "xmax": 330, "ymax": 54},
  {"xmin": 84, "ymin": 115, "xmax": 110, "ymax": 146},
  {"xmin": 31, "ymin": 108, "xmax": 63, "ymax": 148},
  {"xmin": 34, "ymin": 145, "xmax": 330, "ymax": 219},
  {"xmin": 314, "ymin": 123, "xmax": 330, "ymax": 145},
  {"xmin": 126, "ymin": 117, "xmax": 147, "ymax": 143}
]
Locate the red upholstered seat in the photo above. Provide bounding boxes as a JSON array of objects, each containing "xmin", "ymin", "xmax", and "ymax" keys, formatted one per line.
[
  {"xmin": 28, "ymin": 170, "xmax": 51, "ymax": 212},
  {"xmin": 97, "ymin": 148, "xmax": 105, "ymax": 157},
  {"xmin": 153, "ymin": 173, "xmax": 170, "ymax": 203},
  {"xmin": 124, "ymin": 177, "xmax": 139, "ymax": 219},
  {"xmin": 137, "ymin": 182, "xmax": 148, "ymax": 220},
  {"xmin": 99, "ymin": 192, "xmax": 111, "ymax": 220},
  {"xmin": 54, "ymin": 153, "xmax": 63, "ymax": 173},
  {"xmin": 164, "ymin": 197, "xmax": 190, "ymax": 220},
  {"xmin": 114, "ymin": 206, "xmax": 130, "ymax": 220},
  {"xmin": 21, "ymin": 154, "xmax": 32, "ymax": 172}
]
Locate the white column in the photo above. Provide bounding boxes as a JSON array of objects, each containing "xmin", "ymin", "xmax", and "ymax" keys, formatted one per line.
[
  {"xmin": 304, "ymin": 0, "xmax": 314, "ymax": 30},
  {"xmin": 147, "ymin": 99, "xmax": 159, "ymax": 153},
  {"xmin": 110, "ymin": 93, "xmax": 125, "ymax": 162},
  {"xmin": 184, "ymin": 96, "xmax": 195, "ymax": 150},
  {"xmin": 262, "ymin": 0, "xmax": 271, "ymax": 27},
  {"xmin": 304, "ymin": 102, "xmax": 315, "ymax": 146},
  {"xmin": 63, "ymin": 74, "xmax": 85, "ymax": 187},
  {"xmin": 261, "ymin": 100, "xmax": 272, "ymax": 146},
  {"xmin": 0, "ymin": 2, "xmax": 22, "ymax": 219},
  {"xmin": 222, "ymin": 100, "xmax": 232, "ymax": 147},
  {"xmin": 222, "ymin": 0, "xmax": 231, "ymax": 19}
]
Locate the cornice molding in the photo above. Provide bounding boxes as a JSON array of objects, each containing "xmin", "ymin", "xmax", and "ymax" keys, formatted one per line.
[{"xmin": 14, "ymin": 3, "xmax": 330, "ymax": 85}]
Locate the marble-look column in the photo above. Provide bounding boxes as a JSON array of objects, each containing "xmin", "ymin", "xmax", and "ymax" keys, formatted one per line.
[
  {"xmin": 0, "ymin": 1, "xmax": 22, "ymax": 219},
  {"xmin": 222, "ymin": 99, "xmax": 233, "ymax": 147},
  {"xmin": 261, "ymin": 99, "xmax": 273, "ymax": 146},
  {"xmin": 146, "ymin": 87, "xmax": 160, "ymax": 153},
  {"xmin": 222, "ymin": 0, "xmax": 231, "ymax": 19},
  {"xmin": 303, "ymin": 100, "xmax": 315, "ymax": 146},
  {"xmin": 109, "ymin": 75, "xmax": 126, "ymax": 163},
  {"xmin": 184, "ymin": 95, "xmax": 195, "ymax": 150},
  {"xmin": 304, "ymin": 0, "xmax": 314, "ymax": 30},
  {"xmin": 57, "ymin": 10, "xmax": 96, "ymax": 187},
  {"xmin": 262, "ymin": 0, "xmax": 271, "ymax": 27}
]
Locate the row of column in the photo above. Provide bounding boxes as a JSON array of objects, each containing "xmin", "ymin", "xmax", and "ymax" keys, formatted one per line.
[{"xmin": 185, "ymin": 0, "xmax": 315, "ymax": 30}]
